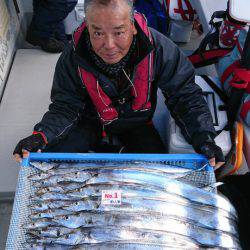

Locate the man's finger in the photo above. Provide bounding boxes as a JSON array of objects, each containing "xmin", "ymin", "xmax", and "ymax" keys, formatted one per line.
[
  {"xmin": 209, "ymin": 158, "xmax": 216, "ymax": 167},
  {"xmin": 214, "ymin": 161, "xmax": 225, "ymax": 171},
  {"xmin": 13, "ymin": 154, "xmax": 22, "ymax": 163},
  {"xmin": 22, "ymin": 149, "xmax": 30, "ymax": 158},
  {"xmin": 37, "ymin": 149, "xmax": 42, "ymax": 153}
]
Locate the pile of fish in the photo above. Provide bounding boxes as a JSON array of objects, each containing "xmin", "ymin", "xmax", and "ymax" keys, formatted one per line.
[{"xmin": 24, "ymin": 161, "xmax": 240, "ymax": 249}]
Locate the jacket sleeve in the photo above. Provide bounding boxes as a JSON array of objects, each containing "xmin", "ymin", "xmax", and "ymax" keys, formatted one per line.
[
  {"xmin": 34, "ymin": 45, "xmax": 87, "ymax": 143},
  {"xmin": 152, "ymin": 29, "xmax": 217, "ymax": 147}
]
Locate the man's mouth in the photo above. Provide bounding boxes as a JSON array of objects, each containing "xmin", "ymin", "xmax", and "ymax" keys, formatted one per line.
[{"xmin": 105, "ymin": 53, "xmax": 117, "ymax": 58}]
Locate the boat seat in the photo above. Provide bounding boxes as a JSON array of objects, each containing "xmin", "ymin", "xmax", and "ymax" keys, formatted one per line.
[
  {"xmin": 167, "ymin": 75, "xmax": 231, "ymax": 155},
  {"xmin": 168, "ymin": 75, "xmax": 250, "ymax": 173}
]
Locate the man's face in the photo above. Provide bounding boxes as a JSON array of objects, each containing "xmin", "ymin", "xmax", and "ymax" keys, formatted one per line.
[{"xmin": 86, "ymin": 1, "xmax": 137, "ymax": 64}]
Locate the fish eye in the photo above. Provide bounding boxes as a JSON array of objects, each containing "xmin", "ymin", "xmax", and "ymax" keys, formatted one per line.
[
  {"xmin": 87, "ymin": 218, "xmax": 93, "ymax": 224},
  {"xmin": 75, "ymin": 202, "xmax": 79, "ymax": 205},
  {"xmin": 65, "ymin": 215, "xmax": 69, "ymax": 220}
]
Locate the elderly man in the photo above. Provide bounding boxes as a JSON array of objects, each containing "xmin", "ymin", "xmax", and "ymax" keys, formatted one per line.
[{"xmin": 14, "ymin": 0, "xmax": 225, "ymax": 168}]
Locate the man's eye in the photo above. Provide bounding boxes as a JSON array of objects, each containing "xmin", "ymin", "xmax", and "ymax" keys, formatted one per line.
[
  {"xmin": 115, "ymin": 31, "xmax": 124, "ymax": 36},
  {"xmin": 94, "ymin": 32, "xmax": 102, "ymax": 37}
]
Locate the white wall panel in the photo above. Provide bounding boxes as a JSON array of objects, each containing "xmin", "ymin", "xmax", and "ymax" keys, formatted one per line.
[{"xmin": 0, "ymin": 0, "xmax": 19, "ymax": 95}]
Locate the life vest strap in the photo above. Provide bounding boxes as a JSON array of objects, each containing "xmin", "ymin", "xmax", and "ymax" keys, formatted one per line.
[{"xmin": 188, "ymin": 49, "xmax": 231, "ymax": 68}]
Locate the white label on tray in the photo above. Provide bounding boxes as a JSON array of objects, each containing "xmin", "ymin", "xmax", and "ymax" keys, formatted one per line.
[{"xmin": 101, "ymin": 190, "xmax": 122, "ymax": 205}]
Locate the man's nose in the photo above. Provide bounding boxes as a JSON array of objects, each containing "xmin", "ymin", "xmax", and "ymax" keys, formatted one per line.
[{"xmin": 104, "ymin": 35, "xmax": 116, "ymax": 49}]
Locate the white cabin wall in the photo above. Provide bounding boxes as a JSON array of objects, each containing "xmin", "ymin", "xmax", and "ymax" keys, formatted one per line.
[
  {"xmin": 14, "ymin": 0, "xmax": 33, "ymax": 48},
  {"xmin": 0, "ymin": 0, "xmax": 20, "ymax": 97},
  {"xmin": 0, "ymin": 0, "xmax": 34, "ymax": 96},
  {"xmin": 0, "ymin": 0, "xmax": 33, "ymax": 195}
]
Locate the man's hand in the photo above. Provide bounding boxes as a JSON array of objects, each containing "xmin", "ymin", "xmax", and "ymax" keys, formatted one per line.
[
  {"xmin": 13, "ymin": 134, "xmax": 46, "ymax": 163},
  {"xmin": 199, "ymin": 142, "xmax": 225, "ymax": 170}
]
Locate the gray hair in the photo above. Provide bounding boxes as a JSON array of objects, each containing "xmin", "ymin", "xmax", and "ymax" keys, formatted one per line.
[{"xmin": 84, "ymin": 0, "xmax": 134, "ymax": 22}]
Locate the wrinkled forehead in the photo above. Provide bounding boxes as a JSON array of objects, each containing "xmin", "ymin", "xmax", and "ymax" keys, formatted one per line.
[
  {"xmin": 85, "ymin": 0, "xmax": 132, "ymax": 23},
  {"xmin": 86, "ymin": 6, "xmax": 133, "ymax": 31}
]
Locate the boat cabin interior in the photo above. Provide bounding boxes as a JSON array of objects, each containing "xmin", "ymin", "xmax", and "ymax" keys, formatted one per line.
[{"xmin": 0, "ymin": 0, "xmax": 249, "ymax": 248}]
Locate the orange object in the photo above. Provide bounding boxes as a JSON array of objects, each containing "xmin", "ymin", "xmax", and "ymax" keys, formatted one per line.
[
  {"xmin": 228, "ymin": 121, "xmax": 244, "ymax": 175},
  {"xmin": 216, "ymin": 121, "xmax": 244, "ymax": 179}
]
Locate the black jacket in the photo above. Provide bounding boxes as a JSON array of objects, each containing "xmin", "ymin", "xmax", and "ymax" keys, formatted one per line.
[{"xmin": 34, "ymin": 26, "xmax": 216, "ymax": 148}]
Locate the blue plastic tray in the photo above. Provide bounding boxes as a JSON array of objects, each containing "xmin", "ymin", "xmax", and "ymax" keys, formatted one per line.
[
  {"xmin": 6, "ymin": 153, "xmax": 215, "ymax": 249},
  {"xmin": 22, "ymin": 152, "xmax": 213, "ymax": 171}
]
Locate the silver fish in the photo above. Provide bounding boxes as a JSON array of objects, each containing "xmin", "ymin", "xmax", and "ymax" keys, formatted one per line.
[
  {"xmin": 66, "ymin": 183, "xmax": 164, "ymax": 198},
  {"xmin": 28, "ymin": 226, "xmax": 74, "ymax": 238},
  {"xmin": 24, "ymin": 243, "xmax": 70, "ymax": 250},
  {"xmin": 52, "ymin": 212, "xmax": 238, "ymax": 248},
  {"xmin": 28, "ymin": 172, "xmax": 52, "ymax": 181},
  {"xmin": 63, "ymin": 171, "xmax": 97, "ymax": 183},
  {"xmin": 33, "ymin": 182, "xmax": 84, "ymax": 192},
  {"xmin": 65, "ymin": 183, "xmax": 234, "ymax": 220},
  {"xmin": 36, "ymin": 226, "xmax": 200, "ymax": 248},
  {"xmin": 62, "ymin": 196, "xmax": 237, "ymax": 235},
  {"xmin": 23, "ymin": 243, "xmax": 46, "ymax": 250},
  {"xmin": 30, "ymin": 209, "xmax": 73, "ymax": 219},
  {"xmin": 30, "ymin": 160, "xmax": 206, "ymax": 181},
  {"xmin": 35, "ymin": 186, "xmax": 68, "ymax": 195},
  {"xmin": 29, "ymin": 200, "xmax": 74, "ymax": 212},
  {"xmin": 23, "ymin": 218, "xmax": 57, "ymax": 229},
  {"xmin": 30, "ymin": 162, "xmax": 59, "ymax": 171},
  {"xmin": 84, "ymin": 170, "xmax": 237, "ymax": 218},
  {"xmin": 29, "ymin": 168, "xmax": 94, "ymax": 181},
  {"xmin": 32, "ymin": 171, "xmax": 96, "ymax": 186},
  {"xmin": 25, "ymin": 242, "xmax": 195, "ymax": 250},
  {"xmin": 30, "ymin": 192, "xmax": 80, "ymax": 202},
  {"xmin": 75, "ymin": 242, "xmax": 198, "ymax": 250},
  {"xmin": 35, "ymin": 172, "xmax": 94, "ymax": 186},
  {"xmin": 57, "ymin": 161, "xmax": 204, "ymax": 173},
  {"xmin": 50, "ymin": 162, "xmax": 197, "ymax": 176},
  {"xmin": 32, "ymin": 171, "xmax": 94, "ymax": 186},
  {"xmin": 35, "ymin": 175, "xmax": 67, "ymax": 187}
]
